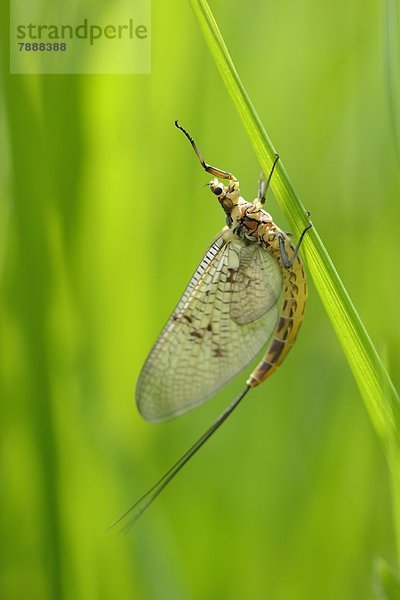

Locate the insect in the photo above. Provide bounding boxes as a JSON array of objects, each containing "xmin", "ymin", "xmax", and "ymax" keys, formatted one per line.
[{"xmin": 113, "ymin": 121, "xmax": 312, "ymax": 530}]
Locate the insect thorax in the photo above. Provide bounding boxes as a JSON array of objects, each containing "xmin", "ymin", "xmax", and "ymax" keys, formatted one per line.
[{"xmin": 226, "ymin": 200, "xmax": 278, "ymax": 246}]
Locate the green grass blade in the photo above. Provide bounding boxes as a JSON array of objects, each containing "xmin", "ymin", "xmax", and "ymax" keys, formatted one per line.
[
  {"xmin": 384, "ymin": 0, "xmax": 400, "ymax": 171},
  {"xmin": 190, "ymin": 0, "xmax": 400, "ymax": 562}
]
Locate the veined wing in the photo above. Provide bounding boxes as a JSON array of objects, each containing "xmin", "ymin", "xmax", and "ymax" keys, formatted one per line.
[
  {"xmin": 230, "ymin": 241, "xmax": 282, "ymax": 324},
  {"xmin": 136, "ymin": 233, "xmax": 282, "ymax": 423}
]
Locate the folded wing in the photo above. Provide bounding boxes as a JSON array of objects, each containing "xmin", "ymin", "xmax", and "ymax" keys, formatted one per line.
[{"xmin": 136, "ymin": 234, "xmax": 282, "ymax": 422}]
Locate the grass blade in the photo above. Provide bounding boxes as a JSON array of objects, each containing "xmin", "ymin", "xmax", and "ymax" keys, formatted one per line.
[
  {"xmin": 384, "ymin": 0, "xmax": 400, "ymax": 172},
  {"xmin": 190, "ymin": 0, "xmax": 400, "ymax": 562}
]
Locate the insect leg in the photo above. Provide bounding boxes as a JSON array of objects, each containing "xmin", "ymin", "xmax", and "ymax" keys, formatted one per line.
[
  {"xmin": 258, "ymin": 154, "xmax": 280, "ymax": 204},
  {"xmin": 278, "ymin": 222, "xmax": 313, "ymax": 268},
  {"xmin": 175, "ymin": 120, "xmax": 237, "ymax": 181}
]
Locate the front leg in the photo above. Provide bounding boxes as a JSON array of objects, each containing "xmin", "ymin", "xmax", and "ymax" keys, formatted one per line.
[{"xmin": 257, "ymin": 154, "xmax": 280, "ymax": 205}]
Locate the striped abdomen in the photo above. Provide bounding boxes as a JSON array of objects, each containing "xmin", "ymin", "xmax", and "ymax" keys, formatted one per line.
[{"xmin": 246, "ymin": 232, "xmax": 307, "ymax": 387}]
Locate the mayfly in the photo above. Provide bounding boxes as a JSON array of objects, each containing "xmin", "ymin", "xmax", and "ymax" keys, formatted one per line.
[{"xmin": 114, "ymin": 121, "xmax": 312, "ymax": 530}]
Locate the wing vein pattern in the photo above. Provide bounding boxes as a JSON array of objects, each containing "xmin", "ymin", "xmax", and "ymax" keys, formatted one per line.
[{"xmin": 136, "ymin": 233, "xmax": 282, "ymax": 422}]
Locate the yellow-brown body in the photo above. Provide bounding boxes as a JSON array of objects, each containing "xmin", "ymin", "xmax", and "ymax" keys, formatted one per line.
[
  {"xmin": 119, "ymin": 124, "xmax": 311, "ymax": 527},
  {"xmin": 219, "ymin": 177, "xmax": 307, "ymax": 388}
]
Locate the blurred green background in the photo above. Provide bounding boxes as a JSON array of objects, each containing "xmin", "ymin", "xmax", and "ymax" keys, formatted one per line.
[{"xmin": 1, "ymin": 1, "xmax": 399, "ymax": 598}]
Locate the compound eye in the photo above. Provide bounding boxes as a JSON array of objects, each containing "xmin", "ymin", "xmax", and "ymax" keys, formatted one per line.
[{"xmin": 213, "ymin": 186, "xmax": 223, "ymax": 196}]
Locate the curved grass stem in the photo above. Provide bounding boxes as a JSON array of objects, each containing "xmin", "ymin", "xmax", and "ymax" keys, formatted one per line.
[{"xmin": 189, "ymin": 0, "xmax": 400, "ymax": 565}]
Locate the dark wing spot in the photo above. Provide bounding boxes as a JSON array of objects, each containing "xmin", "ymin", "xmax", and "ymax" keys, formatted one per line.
[
  {"xmin": 213, "ymin": 346, "xmax": 224, "ymax": 358},
  {"xmin": 226, "ymin": 268, "xmax": 237, "ymax": 284},
  {"xmin": 190, "ymin": 330, "xmax": 203, "ymax": 339}
]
